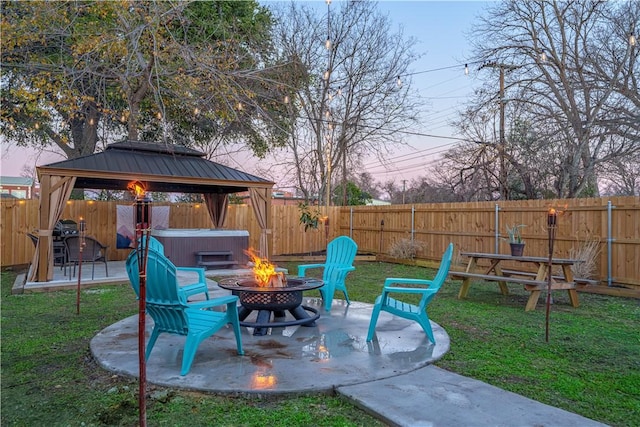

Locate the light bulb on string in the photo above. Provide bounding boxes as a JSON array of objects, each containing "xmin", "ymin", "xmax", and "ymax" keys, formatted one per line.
[
  {"xmin": 284, "ymin": 95, "xmax": 290, "ymax": 104},
  {"xmin": 325, "ymin": 38, "xmax": 332, "ymax": 50},
  {"xmin": 323, "ymin": 69, "xmax": 330, "ymax": 81},
  {"xmin": 630, "ymin": 32, "xmax": 636, "ymax": 47},
  {"xmin": 337, "ymin": 87, "xmax": 342, "ymax": 96},
  {"xmin": 464, "ymin": 64, "xmax": 469, "ymax": 75},
  {"xmin": 194, "ymin": 107, "xmax": 200, "ymax": 115},
  {"xmin": 540, "ymin": 50, "xmax": 547, "ymax": 62},
  {"xmin": 396, "ymin": 76, "xmax": 402, "ymax": 88}
]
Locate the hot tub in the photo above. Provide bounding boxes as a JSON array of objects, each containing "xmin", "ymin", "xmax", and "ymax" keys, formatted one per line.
[{"xmin": 151, "ymin": 229, "xmax": 249, "ymax": 268}]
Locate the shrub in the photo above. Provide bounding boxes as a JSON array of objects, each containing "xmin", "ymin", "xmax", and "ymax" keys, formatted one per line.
[
  {"xmin": 388, "ymin": 238, "xmax": 424, "ymax": 259},
  {"xmin": 570, "ymin": 236, "xmax": 601, "ymax": 279}
]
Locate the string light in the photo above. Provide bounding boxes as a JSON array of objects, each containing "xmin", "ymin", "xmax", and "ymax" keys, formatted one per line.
[
  {"xmin": 284, "ymin": 95, "xmax": 290, "ymax": 104},
  {"xmin": 323, "ymin": 69, "xmax": 330, "ymax": 80},
  {"xmin": 540, "ymin": 50, "xmax": 547, "ymax": 62},
  {"xmin": 156, "ymin": 112, "xmax": 162, "ymax": 120},
  {"xmin": 464, "ymin": 64, "xmax": 469, "ymax": 75},
  {"xmin": 237, "ymin": 102, "xmax": 243, "ymax": 111},
  {"xmin": 194, "ymin": 107, "xmax": 200, "ymax": 115},
  {"xmin": 630, "ymin": 32, "xmax": 636, "ymax": 47},
  {"xmin": 396, "ymin": 76, "xmax": 402, "ymax": 87},
  {"xmin": 325, "ymin": 38, "xmax": 331, "ymax": 50}
]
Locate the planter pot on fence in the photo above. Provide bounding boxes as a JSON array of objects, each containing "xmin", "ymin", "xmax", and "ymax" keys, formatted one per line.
[{"xmin": 510, "ymin": 243, "xmax": 525, "ymax": 257}]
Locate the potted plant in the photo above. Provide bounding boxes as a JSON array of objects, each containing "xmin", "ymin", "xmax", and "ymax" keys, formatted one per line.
[{"xmin": 505, "ymin": 224, "xmax": 526, "ymax": 256}]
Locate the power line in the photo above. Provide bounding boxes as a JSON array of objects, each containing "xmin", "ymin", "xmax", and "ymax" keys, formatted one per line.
[{"xmin": 364, "ymin": 142, "xmax": 461, "ymax": 174}]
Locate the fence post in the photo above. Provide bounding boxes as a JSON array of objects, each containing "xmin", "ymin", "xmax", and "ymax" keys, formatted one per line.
[
  {"xmin": 495, "ymin": 204, "xmax": 500, "ymax": 254},
  {"xmin": 411, "ymin": 205, "xmax": 415, "ymax": 243},
  {"xmin": 349, "ymin": 207, "xmax": 353, "ymax": 238},
  {"xmin": 607, "ymin": 200, "xmax": 616, "ymax": 287}
]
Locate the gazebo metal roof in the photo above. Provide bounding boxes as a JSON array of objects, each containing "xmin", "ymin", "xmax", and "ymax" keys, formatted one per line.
[{"xmin": 38, "ymin": 140, "xmax": 273, "ymax": 194}]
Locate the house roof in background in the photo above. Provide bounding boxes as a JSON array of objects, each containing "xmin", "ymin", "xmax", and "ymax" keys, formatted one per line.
[
  {"xmin": 37, "ymin": 141, "xmax": 274, "ymax": 194},
  {"xmin": 0, "ymin": 176, "xmax": 34, "ymax": 186}
]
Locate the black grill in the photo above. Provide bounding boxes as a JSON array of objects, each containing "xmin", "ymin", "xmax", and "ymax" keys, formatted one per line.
[{"xmin": 53, "ymin": 220, "xmax": 78, "ymax": 238}]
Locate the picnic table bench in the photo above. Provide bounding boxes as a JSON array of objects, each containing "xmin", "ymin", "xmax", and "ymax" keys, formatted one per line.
[{"xmin": 450, "ymin": 252, "xmax": 587, "ymax": 311}]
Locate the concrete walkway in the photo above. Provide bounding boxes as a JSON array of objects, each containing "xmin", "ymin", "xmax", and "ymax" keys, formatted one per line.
[{"xmin": 340, "ymin": 366, "xmax": 606, "ymax": 427}]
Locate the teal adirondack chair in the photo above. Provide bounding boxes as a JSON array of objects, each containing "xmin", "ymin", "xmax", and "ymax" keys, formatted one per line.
[
  {"xmin": 366, "ymin": 243, "xmax": 454, "ymax": 344},
  {"xmin": 127, "ymin": 237, "xmax": 210, "ymax": 301},
  {"xmin": 127, "ymin": 248, "xmax": 244, "ymax": 375},
  {"xmin": 298, "ymin": 236, "xmax": 358, "ymax": 312}
]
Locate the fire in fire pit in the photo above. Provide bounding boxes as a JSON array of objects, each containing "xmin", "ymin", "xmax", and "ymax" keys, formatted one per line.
[
  {"xmin": 245, "ymin": 249, "xmax": 286, "ymax": 288},
  {"xmin": 218, "ymin": 254, "xmax": 324, "ymax": 335}
]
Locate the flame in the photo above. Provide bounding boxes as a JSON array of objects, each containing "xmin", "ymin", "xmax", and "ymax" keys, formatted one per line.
[
  {"xmin": 245, "ymin": 248, "xmax": 284, "ymax": 287},
  {"xmin": 546, "ymin": 203, "xmax": 569, "ymax": 216},
  {"xmin": 127, "ymin": 181, "xmax": 146, "ymax": 198}
]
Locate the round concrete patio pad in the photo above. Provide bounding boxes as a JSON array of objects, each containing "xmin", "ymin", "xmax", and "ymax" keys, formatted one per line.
[{"xmin": 90, "ymin": 297, "xmax": 450, "ymax": 395}]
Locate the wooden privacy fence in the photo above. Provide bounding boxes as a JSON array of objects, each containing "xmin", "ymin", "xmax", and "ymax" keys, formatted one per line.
[
  {"xmin": 0, "ymin": 200, "xmax": 339, "ymax": 268},
  {"xmin": 340, "ymin": 196, "xmax": 639, "ymax": 292},
  {"xmin": 1, "ymin": 196, "xmax": 638, "ymax": 291}
]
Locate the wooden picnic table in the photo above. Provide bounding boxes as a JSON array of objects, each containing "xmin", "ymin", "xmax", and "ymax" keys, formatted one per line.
[{"xmin": 452, "ymin": 252, "xmax": 585, "ymax": 311}]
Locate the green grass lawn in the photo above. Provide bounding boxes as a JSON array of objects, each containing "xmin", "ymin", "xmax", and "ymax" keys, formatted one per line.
[{"xmin": 2, "ymin": 261, "xmax": 639, "ymax": 426}]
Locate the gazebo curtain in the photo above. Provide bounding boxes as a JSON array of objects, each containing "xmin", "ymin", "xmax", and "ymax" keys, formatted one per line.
[
  {"xmin": 29, "ymin": 175, "xmax": 76, "ymax": 281},
  {"xmin": 203, "ymin": 193, "xmax": 228, "ymax": 228},
  {"xmin": 249, "ymin": 188, "xmax": 270, "ymax": 259}
]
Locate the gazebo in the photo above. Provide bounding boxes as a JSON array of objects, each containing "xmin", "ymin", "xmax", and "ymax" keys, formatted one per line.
[{"xmin": 30, "ymin": 140, "xmax": 274, "ymax": 282}]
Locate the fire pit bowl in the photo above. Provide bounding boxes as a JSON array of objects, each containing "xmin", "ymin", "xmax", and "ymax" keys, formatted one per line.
[{"xmin": 218, "ymin": 276, "xmax": 323, "ymax": 336}]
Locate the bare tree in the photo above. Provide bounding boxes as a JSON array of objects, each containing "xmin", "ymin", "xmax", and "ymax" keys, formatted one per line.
[
  {"xmin": 454, "ymin": 0, "xmax": 639, "ymax": 199},
  {"xmin": 599, "ymin": 153, "xmax": 640, "ymax": 196},
  {"xmin": 269, "ymin": 1, "xmax": 421, "ymax": 204}
]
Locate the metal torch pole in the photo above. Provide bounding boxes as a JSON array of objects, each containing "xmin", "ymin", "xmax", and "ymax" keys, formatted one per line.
[
  {"xmin": 135, "ymin": 193, "xmax": 151, "ymax": 427},
  {"xmin": 546, "ymin": 209, "xmax": 557, "ymax": 342},
  {"xmin": 76, "ymin": 218, "xmax": 86, "ymax": 315}
]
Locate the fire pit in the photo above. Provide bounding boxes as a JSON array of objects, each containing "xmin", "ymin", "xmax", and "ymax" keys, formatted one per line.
[{"xmin": 218, "ymin": 277, "xmax": 323, "ymax": 336}]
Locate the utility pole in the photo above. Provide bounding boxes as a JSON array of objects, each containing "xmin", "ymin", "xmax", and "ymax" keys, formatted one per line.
[
  {"xmin": 498, "ymin": 65, "xmax": 507, "ymax": 200},
  {"xmin": 480, "ymin": 62, "xmax": 517, "ymax": 200},
  {"xmin": 402, "ymin": 179, "xmax": 407, "ymax": 204},
  {"xmin": 342, "ymin": 137, "xmax": 347, "ymax": 206}
]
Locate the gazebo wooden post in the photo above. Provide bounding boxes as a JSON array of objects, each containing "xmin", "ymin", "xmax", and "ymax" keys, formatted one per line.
[
  {"xmin": 266, "ymin": 188, "xmax": 273, "ymax": 258},
  {"xmin": 37, "ymin": 175, "xmax": 52, "ymax": 282}
]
